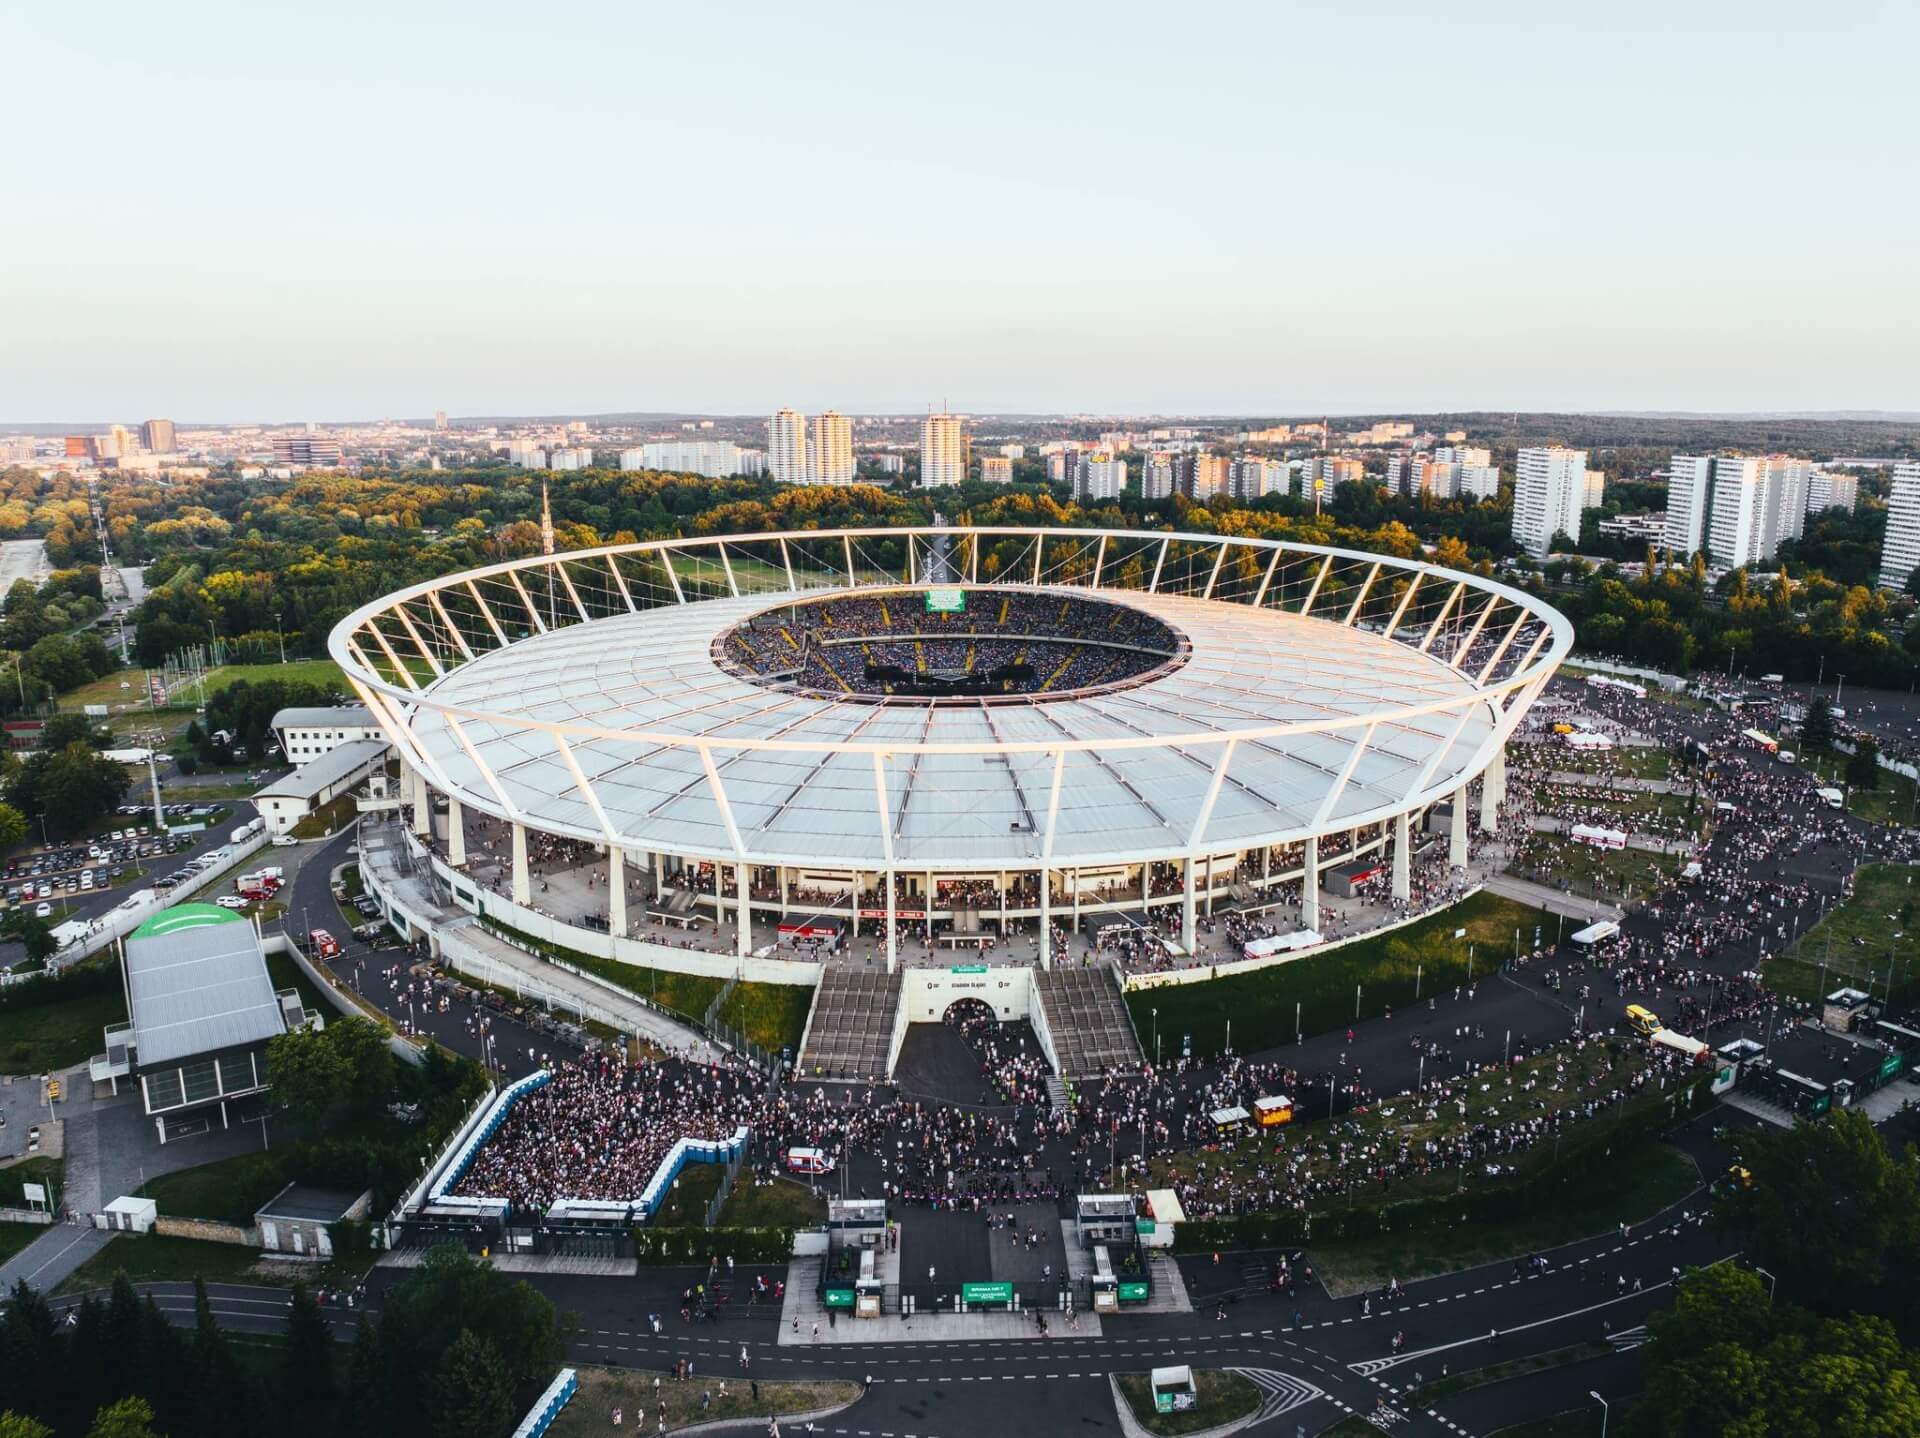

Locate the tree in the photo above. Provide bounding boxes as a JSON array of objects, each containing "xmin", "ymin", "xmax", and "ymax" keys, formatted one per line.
[
  {"xmin": 430, "ymin": 1331, "xmax": 512, "ymax": 1438},
  {"xmin": 324, "ymin": 1016, "xmax": 396, "ymax": 1117},
  {"xmin": 283, "ymin": 1284, "xmax": 335, "ymax": 1424},
  {"xmin": 0, "ymin": 910, "xmax": 58, "ymax": 965},
  {"xmin": 0, "ymin": 1415, "xmax": 53, "ymax": 1438},
  {"xmin": 36, "ymin": 713, "xmax": 99, "ymax": 752},
  {"xmin": 1629, "ymin": 1265, "xmax": 1920, "ymax": 1437},
  {"xmin": 1715, "ymin": 1108, "xmax": 1920, "ymax": 1316},
  {"xmin": 264, "ymin": 1028, "xmax": 352, "ymax": 1123},
  {"xmin": 189, "ymin": 1277, "xmax": 248, "ymax": 1438},
  {"xmin": 1848, "ymin": 737, "xmax": 1882, "ymax": 790},
  {"xmin": 0, "ymin": 802, "xmax": 25, "ymax": 849},
  {"xmin": 1802, "ymin": 694, "xmax": 1836, "ymax": 753},
  {"xmin": 86, "ymin": 1397, "xmax": 158, "ymax": 1438}
]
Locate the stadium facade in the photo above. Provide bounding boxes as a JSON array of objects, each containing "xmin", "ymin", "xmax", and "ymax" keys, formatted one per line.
[{"xmin": 332, "ymin": 526, "xmax": 1570, "ymax": 972}]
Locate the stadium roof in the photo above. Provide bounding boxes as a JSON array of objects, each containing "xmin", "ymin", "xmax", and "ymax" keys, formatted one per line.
[
  {"xmin": 126, "ymin": 907, "xmax": 286, "ymax": 1066},
  {"xmin": 398, "ymin": 586, "xmax": 1500, "ymax": 868}
]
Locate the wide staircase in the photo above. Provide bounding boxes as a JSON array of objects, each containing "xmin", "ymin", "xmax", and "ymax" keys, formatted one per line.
[
  {"xmin": 797, "ymin": 968, "xmax": 903, "ymax": 1081},
  {"xmin": 1034, "ymin": 963, "xmax": 1143, "ymax": 1078}
]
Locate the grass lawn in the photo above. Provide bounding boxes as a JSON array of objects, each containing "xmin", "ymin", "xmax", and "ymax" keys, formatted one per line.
[
  {"xmin": 651, "ymin": 1160, "xmax": 726, "ymax": 1226},
  {"xmin": 717, "ymin": 1175, "xmax": 828, "ymax": 1228},
  {"xmin": 53, "ymin": 1232, "xmax": 365, "ymax": 1296},
  {"xmin": 1540, "ymin": 745, "xmax": 1674, "ymax": 781},
  {"xmin": 5, "ymin": 1157, "xmax": 66, "ymax": 1212},
  {"xmin": 290, "ymin": 793, "xmax": 359, "ymax": 839},
  {"xmin": 1114, "ymin": 1370, "xmax": 1261, "ymax": 1436},
  {"xmin": 564, "ymin": 951, "xmax": 725, "ymax": 1022},
  {"xmin": 1124, "ymin": 891, "xmax": 1554, "ymax": 1058},
  {"xmin": 716, "ymin": 979, "xmax": 813, "ymax": 1054},
  {"xmin": 1506, "ymin": 832, "xmax": 1685, "ymax": 904},
  {"xmin": 0, "ymin": 1221, "xmax": 45, "ymax": 1265},
  {"xmin": 0, "ymin": 986, "xmax": 128, "ymax": 1072},
  {"xmin": 340, "ymin": 864, "xmax": 365, "ymax": 899},
  {"xmin": 548, "ymin": 1366, "xmax": 859, "ymax": 1438},
  {"xmin": 202, "ymin": 659, "xmax": 348, "ymax": 698},
  {"xmin": 1308, "ymin": 1144, "xmax": 1700, "ymax": 1297},
  {"xmin": 1801, "ymin": 751, "xmax": 1919, "ymax": 827},
  {"xmin": 139, "ymin": 1150, "xmax": 292, "ymax": 1227},
  {"xmin": 1768, "ymin": 861, "xmax": 1920, "ymax": 1004},
  {"xmin": 265, "ymin": 948, "xmax": 334, "ymax": 1019}
]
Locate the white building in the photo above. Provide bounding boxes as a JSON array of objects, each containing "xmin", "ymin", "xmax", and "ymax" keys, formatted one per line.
[
  {"xmin": 980, "ymin": 455, "xmax": 1014, "ymax": 484},
  {"xmin": 768, "ymin": 409, "xmax": 808, "ymax": 484},
  {"xmin": 618, "ymin": 441, "xmax": 760, "ymax": 479},
  {"xmin": 919, "ymin": 414, "xmax": 968, "ymax": 488},
  {"xmin": 1458, "ymin": 465, "xmax": 1501, "ymax": 501},
  {"xmin": 271, "ymin": 705, "xmax": 381, "ymax": 764},
  {"xmin": 1072, "ymin": 452, "xmax": 1128, "ymax": 503},
  {"xmin": 1511, "ymin": 447, "xmax": 1590, "ymax": 558},
  {"xmin": 1807, "ymin": 471, "xmax": 1858, "ymax": 515},
  {"xmin": 251, "ymin": 740, "xmax": 391, "ymax": 836},
  {"xmin": 1434, "ymin": 445, "xmax": 1491, "ymax": 469},
  {"xmin": 547, "ymin": 447, "xmax": 593, "ymax": 471},
  {"xmin": 1665, "ymin": 454, "xmax": 1809, "ymax": 567},
  {"xmin": 808, "ymin": 410, "xmax": 855, "ymax": 484},
  {"xmin": 1880, "ymin": 462, "xmax": 1920, "ymax": 593},
  {"xmin": 507, "ymin": 442, "xmax": 546, "ymax": 469},
  {"xmin": 1582, "ymin": 469, "xmax": 1606, "ymax": 510},
  {"xmin": 1230, "ymin": 455, "xmax": 1286, "ymax": 500}
]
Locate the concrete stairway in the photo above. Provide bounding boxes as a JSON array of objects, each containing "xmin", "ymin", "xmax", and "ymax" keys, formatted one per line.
[
  {"xmin": 1034, "ymin": 964, "xmax": 1142, "ymax": 1078},
  {"xmin": 796, "ymin": 968, "xmax": 903, "ymax": 1081}
]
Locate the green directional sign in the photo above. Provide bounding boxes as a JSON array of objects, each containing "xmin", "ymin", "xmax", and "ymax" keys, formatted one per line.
[
  {"xmin": 950, "ymin": 964, "xmax": 988, "ymax": 975},
  {"xmin": 962, "ymin": 1281, "xmax": 1013, "ymax": 1305},
  {"xmin": 822, "ymin": 1289, "xmax": 855, "ymax": 1309},
  {"xmin": 1881, "ymin": 1053, "xmax": 1904, "ymax": 1081},
  {"xmin": 1117, "ymin": 1280, "xmax": 1150, "ymax": 1302}
]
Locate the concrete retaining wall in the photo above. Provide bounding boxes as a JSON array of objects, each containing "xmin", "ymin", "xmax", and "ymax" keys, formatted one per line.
[{"xmin": 154, "ymin": 1216, "xmax": 256, "ymax": 1247}]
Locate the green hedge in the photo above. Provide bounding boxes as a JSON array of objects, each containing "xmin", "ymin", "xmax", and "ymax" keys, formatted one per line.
[
  {"xmin": 1171, "ymin": 1077, "xmax": 1711, "ymax": 1251},
  {"xmin": 630, "ymin": 1225, "xmax": 795, "ymax": 1266}
]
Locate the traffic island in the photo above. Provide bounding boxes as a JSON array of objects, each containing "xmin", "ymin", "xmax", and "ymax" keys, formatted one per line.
[
  {"xmin": 1111, "ymin": 1368, "xmax": 1261, "ymax": 1438},
  {"xmin": 545, "ymin": 1365, "xmax": 860, "ymax": 1437}
]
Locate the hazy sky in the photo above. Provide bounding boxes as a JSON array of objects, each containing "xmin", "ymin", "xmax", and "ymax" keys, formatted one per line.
[{"xmin": 4, "ymin": 1, "xmax": 1914, "ymax": 421}]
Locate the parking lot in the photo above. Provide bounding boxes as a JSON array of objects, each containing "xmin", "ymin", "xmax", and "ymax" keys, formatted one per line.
[{"xmin": 0, "ymin": 807, "xmax": 220, "ymax": 918}]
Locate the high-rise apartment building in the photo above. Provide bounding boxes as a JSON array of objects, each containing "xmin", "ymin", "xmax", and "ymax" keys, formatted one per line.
[
  {"xmin": 808, "ymin": 410, "xmax": 855, "ymax": 484},
  {"xmin": 1582, "ymin": 469, "xmax": 1606, "ymax": 510},
  {"xmin": 272, "ymin": 436, "xmax": 344, "ymax": 467},
  {"xmin": 1230, "ymin": 455, "xmax": 1285, "ymax": 500},
  {"xmin": 1434, "ymin": 445, "xmax": 1491, "ymax": 469},
  {"xmin": 547, "ymin": 447, "xmax": 594, "ymax": 471},
  {"xmin": 618, "ymin": 441, "xmax": 761, "ymax": 479},
  {"xmin": 141, "ymin": 419, "xmax": 177, "ymax": 453},
  {"xmin": 1142, "ymin": 453, "xmax": 1179, "ymax": 500},
  {"xmin": 980, "ymin": 455, "xmax": 1013, "ymax": 484},
  {"xmin": 1807, "ymin": 471, "xmax": 1858, "ymax": 515},
  {"xmin": 1072, "ymin": 452, "xmax": 1127, "ymax": 503},
  {"xmin": 1300, "ymin": 456, "xmax": 1364, "ymax": 503},
  {"xmin": 1663, "ymin": 454, "xmax": 1809, "ymax": 567},
  {"xmin": 1879, "ymin": 463, "xmax": 1920, "ymax": 593},
  {"xmin": 1190, "ymin": 454, "xmax": 1229, "ymax": 500},
  {"xmin": 1511, "ymin": 446, "xmax": 1590, "ymax": 558},
  {"xmin": 768, "ymin": 409, "xmax": 808, "ymax": 484},
  {"xmin": 1457, "ymin": 465, "xmax": 1501, "ymax": 501},
  {"xmin": 919, "ymin": 414, "xmax": 968, "ymax": 489}
]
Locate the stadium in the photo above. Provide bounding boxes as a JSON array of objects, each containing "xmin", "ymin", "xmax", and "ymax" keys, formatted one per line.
[{"xmin": 335, "ymin": 525, "xmax": 1568, "ymax": 1081}]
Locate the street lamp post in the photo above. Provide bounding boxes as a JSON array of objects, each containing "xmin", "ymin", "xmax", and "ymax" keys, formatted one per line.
[
  {"xmin": 1755, "ymin": 1265, "xmax": 1777, "ymax": 1302},
  {"xmin": 1591, "ymin": 1391, "xmax": 1609, "ymax": 1438},
  {"xmin": 275, "ymin": 613, "xmax": 286, "ymax": 665}
]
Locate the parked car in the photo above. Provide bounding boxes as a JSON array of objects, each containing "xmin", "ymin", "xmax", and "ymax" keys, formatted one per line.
[{"xmin": 33, "ymin": 903, "xmax": 50, "ymax": 918}]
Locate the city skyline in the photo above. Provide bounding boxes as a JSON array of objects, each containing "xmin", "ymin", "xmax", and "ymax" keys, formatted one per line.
[{"xmin": 4, "ymin": 2, "xmax": 1914, "ymax": 418}]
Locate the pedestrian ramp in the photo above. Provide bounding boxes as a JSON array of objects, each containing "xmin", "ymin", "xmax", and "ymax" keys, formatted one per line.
[
  {"xmin": 796, "ymin": 968, "xmax": 902, "ymax": 1082},
  {"xmin": 1033, "ymin": 964, "xmax": 1142, "ymax": 1078}
]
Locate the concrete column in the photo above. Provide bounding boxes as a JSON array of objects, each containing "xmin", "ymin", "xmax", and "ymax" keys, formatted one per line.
[
  {"xmin": 1071, "ymin": 869, "xmax": 1080, "ymax": 935},
  {"xmin": 511, "ymin": 821, "xmax": 531, "ymax": 906},
  {"xmin": 608, "ymin": 846, "xmax": 626, "ymax": 938},
  {"xmin": 1203, "ymin": 857, "xmax": 1215, "ymax": 916},
  {"xmin": 735, "ymin": 861, "xmax": 751, "ymax": 957},
  {"xmin": 1302, "ymin": 835, "xmax": 1320, "ymax": 933},
  {"xmin": 1450, "ymin": 785, "xmax": 1469, "ymax": 867},
  {"xmin": 1481, "ymin": 750, "xmax": 1506, "ymax": 832},
  {"xmin": 1181, "ymin": 860, "xmax": 1197, "ymax": 954},
  {"xmin": 885, "ymin": 868, "xmax": 897, "ymax": 973},
  {"xmin": 447, "ymin": 797, "xmax": 466, "ymax": 866},
  {"xmin": 1039, "ymin": 868, "xmax": 1052, "ymax": 971},
  {"xmin": 1392, "ymin": 813, "xmax": 1411, "ymax": 901},
  {"xmin": 409, "ymin": 763, "xmax": 430, "ymax": 837},
  {"xmin": 851, "ymin": 871, "xmax": 861, "ymax": 939},
  {"xmin": 779, "ymin": 868, "xmax": 789, "ymax": 916}
]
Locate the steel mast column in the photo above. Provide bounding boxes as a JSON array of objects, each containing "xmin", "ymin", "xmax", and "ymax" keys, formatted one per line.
[
  {"xmin": 1392, "ymin": 813, "xmax": 1412, "ymax": 901},
  {"xmin": 735, "ymin": 861, "xmax": 751, "ymax": 957},
  {"xmin": 446, "ymin": 797, "xmax": 466, "ymax": 866},
  {"xmin": 1302, "ymin": 835, "xmax": 1320, "ymax": 932},
  {"xmin": 1181, "ymin": 860, "xmax": 1197, "ymax": 955},
  {"xmin": 1039, "ymin": 868, "xmax": 1052, "ymax": 971},
  {"xmin": 608, "ymin": 846, "xmax": 626, "ymax": 938},
  {"xmin": 511, "ymin": 820, "xmax": 531, "ymax": 906},
  {"xmin": 1480, "ymin": 750, "xmax": 1506, "ymax": 832},
  {"xmin": 1450, "ymin": 785, "xmax": 1470, "ymax": 867}
]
